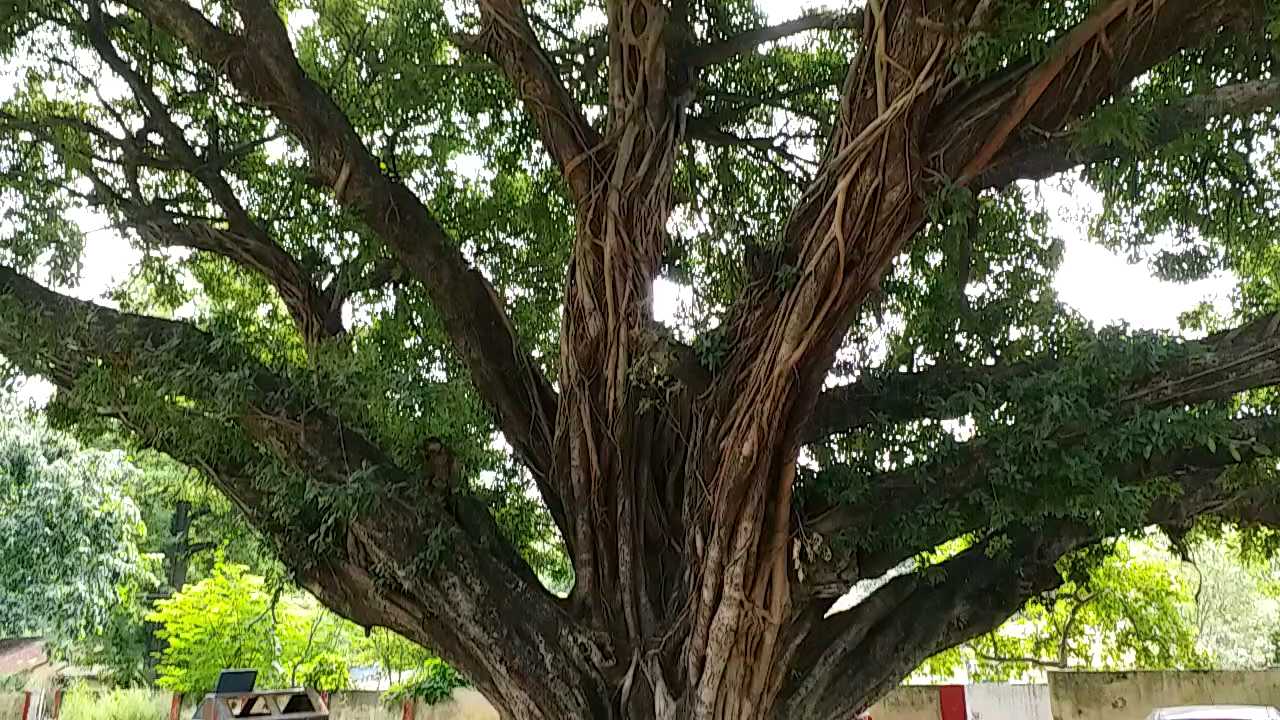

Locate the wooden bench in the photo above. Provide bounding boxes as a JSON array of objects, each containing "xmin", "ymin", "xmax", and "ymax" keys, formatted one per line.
[{"xmin": 196, "ymin": 688, "xmax": 329, "ymax": 720}]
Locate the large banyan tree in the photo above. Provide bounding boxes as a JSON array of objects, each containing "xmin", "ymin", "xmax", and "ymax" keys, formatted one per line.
[{"xmin": 3, "ymin": 0, "xmax": 1280, "ymax": 717}]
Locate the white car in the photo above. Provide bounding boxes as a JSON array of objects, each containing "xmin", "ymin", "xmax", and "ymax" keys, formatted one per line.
[{"xmin": 1147, "ymin": 707, "xmax": 1280, "ymax": 720}]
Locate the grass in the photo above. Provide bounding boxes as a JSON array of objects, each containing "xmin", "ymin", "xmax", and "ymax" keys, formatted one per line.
[{"xmin": 59, "ymin": 688, "xmax": 170, "ymax": 720}]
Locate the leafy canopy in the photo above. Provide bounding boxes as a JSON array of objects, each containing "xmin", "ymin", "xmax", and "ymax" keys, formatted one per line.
[
  {"xmin": 1, "ymin": 0, "xmax": 1280, "ymax": 714},
  {"xmin": 0, "ymin": 0, "xmax": 1275, "ymax": 575}
]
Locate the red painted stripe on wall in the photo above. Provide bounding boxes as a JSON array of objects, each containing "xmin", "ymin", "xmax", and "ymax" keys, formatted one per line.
[{"xmin": 939, "ymin": 684, "xmax": 967, "ymax": 720}]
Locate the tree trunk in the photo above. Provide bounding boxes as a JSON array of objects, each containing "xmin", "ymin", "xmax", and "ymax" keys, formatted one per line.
[{"xmin": 167, "ymin": 500, "xmax": 193, "ymax": 592}]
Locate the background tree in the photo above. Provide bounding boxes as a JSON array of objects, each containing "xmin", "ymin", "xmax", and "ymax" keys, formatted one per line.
[
  {"xmin": 2, "ymin": 0, "xmax": 1280, "ymax": 718},
  {"xmin": 920, "ymin": 537, "xmax": 1208, "ymax": 681},
  {"xmin": 0, "ymin": 397, "xmax": 368, "ymax": 687},
  {"xmin": 1187, "ymin": 529, "xmax": 1280, "ymax": 669},
  {"xmin": 148, "ymin": 558, "xmax": 456, "ymax": 696},
  {"xmin": 66, "ymin": 440, "xmax": 276, "ymax": 684},
  {"xmin": 147, "ymin": 562, "xmax": 278, "ymax": 696},
  {"xmin": 0, "ymin": 410, "xmax": 149, "ymax": 656},
  {"xmin": 119, "ymin": 451, "xmax": 270, "ymax": 595},
  {"xmin": 119, "ymin": 450, "xmax": 278, "ymax": 682},
  {"xmin": 148, "ymin": 560, "xmax": 367, "ymax": 695}
]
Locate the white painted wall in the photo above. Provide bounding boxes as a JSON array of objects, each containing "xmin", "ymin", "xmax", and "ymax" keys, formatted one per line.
[{"xmin": 966, "ymin": 683, "xmax": 1052, "ymax": 720}]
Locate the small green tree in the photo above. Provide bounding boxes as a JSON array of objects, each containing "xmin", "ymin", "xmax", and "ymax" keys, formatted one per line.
[
  {"xmin": 147, "ymin": 561, "xmax": 277, "ymax": 695},
  {"xmin": 149, "ymin": 559, "xmax": 384, "ymax": 694},
  {"xmin": 293, "ymin": 654, "xmax": 350, "ymax": 693},
  {"xmin": 274, "ymin": 594, "xmax": 364, "ymax": 689}
]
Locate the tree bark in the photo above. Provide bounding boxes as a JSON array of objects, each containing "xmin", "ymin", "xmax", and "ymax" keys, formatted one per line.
[{"xmin": 166, "ymin": 500, "xmax": 193, "ymax": 592}]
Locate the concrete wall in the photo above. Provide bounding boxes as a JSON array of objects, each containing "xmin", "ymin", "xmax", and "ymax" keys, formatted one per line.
[
  {"xmin": 40, "ymin": 672, "xmax": 1280, "ymax": 720},
  {"xmin": 1049, "ymin": 671, "xmax": 1280, "ymax": 720},
  {"xmin": 327, "ymin": 691, "xmax": 389, "ymax": 720},
  {"xmin": 0, "ymin": 692, "xmax": 26, "ymax": 718},
  {"xmin": 416, "ymin": 689, "xmax": 498, "ymax": 720},
  {"xmin": 321, "ymin": 689, "xmax": 498, "ymax": 720},
  {"xmin": 172, "ymin": 689, "xmax": 497, "ymax": 720},
  {"xmin": 868, "ymin": 685, "xmax": 943, "ymax": 720},
  {"xmin": 967, "ymin": 683, "xmax": 1051, "ymax": 720}
]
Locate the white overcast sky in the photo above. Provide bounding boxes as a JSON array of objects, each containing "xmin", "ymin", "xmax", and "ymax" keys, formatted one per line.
[{"xmin": 2, "ymin": 0, "xmax": 1237, "ymax": 404}]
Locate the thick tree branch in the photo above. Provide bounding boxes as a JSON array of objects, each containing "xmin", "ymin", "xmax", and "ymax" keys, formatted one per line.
[
  {"xmin": 546, "ymin": 0, "xmax": 685, "ymax": 641},
  {"xmin": 686, "ymin": 6, "xmax": 1268, "ymax": 207},
  {"xmin": 710, "ymin": 0, "xmax": 1251, "ymax": 405},
  {"xmin": 83, "ymin": 3, "xmax": 342, "ymax": 343},
  {"xmin": 780, "ymin": 527, "xmax": 1089, "ymax": 720},
  {"xmin": 801, "ymin": 411, "xmax": 1280, "ymax": 605},
  {"xmin": 470, "ymin": 0, "xmax": 603, "ymax": 201},
  {"xmin": 6, "ymin": 99, "xmax": 341, "ymax": 344},
  {"xmin": 123, "ymin": 0, "xmax": 562, "ymax": 525},
  {"xmin": 806, "ymin": 310, "xmax": 1280, "ymax": 443},
  {"xmin": 782, "ymin": 459, "xmax": 1280, "ymax": 720},
  {"xmin": 0, "ymin": 262, "xmax": 397, "ymax": 491},
  {"xmin": 686, "ymin": 9, "xmax": 864, "ymax": 68},
  {"xmin": 0, "ymin": 264, "xmax": 610, "ymax": 718},
  {"xmin": 977, "ymin": 79, "xmax": 1280, "ymax": 189},
  {"xmin": 798, "ymin": 311, "xmax": 1280, "ymax": 590},
  {"xmin": 683, "ymin": 8, "xmax": 986, "ymax": 710},
  {"xmin": 804, "ymin": 361, "xmax": 1034, "ymax": 443},
  {"xmin": 931, "ymin": 0, "xmax": 1258, "ymax": 184}
]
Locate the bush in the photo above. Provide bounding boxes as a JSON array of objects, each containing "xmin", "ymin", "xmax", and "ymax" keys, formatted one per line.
[
  {"xmin": 294, "ymin": 652, "xmax": 350, "ymax": 692},
  {"xmin": 0, "ymin": 673, "xmax": 27, "ymax": 691},
  {"xmin": 382, "ymin": 658, "xmax": 468, "ymax": 707},
  {"xmin": 59, "ymin": 688, "xmax": 169, "ymax": 720}
]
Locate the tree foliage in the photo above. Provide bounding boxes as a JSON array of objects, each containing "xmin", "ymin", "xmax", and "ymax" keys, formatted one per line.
[
  {"xmin": 920, "ymin": 538, "xmax": 1207, "ymax": 681},
  {"xmin": 148, "ymin": 558, "xmax": 454, "ymax": 695},
  {"xmin": 148, "ymin": 562, "xmax": 278, "ymax": 695},
  {"xmin": 382, "ymin": 659, "xmax": 470, "ymax": 707},
  {"xmin": 2, "ymin": 0, "xmax": 1280, "ymax": 717},
  {"xmin": 148, "ymin": 560, "xmax": 371, "ymax": 694},
  {"xmin": 0, "ymin": 410, "xmax": 149, "ymax": 653}
]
